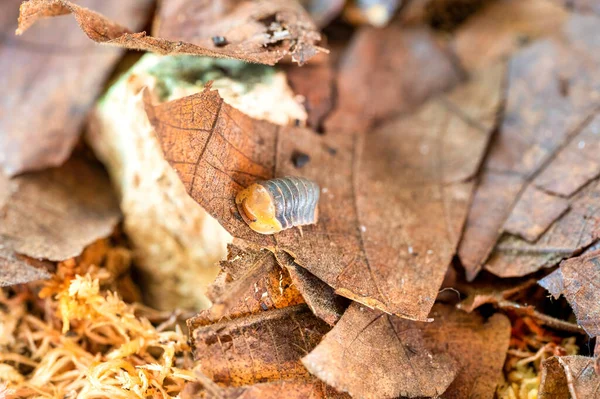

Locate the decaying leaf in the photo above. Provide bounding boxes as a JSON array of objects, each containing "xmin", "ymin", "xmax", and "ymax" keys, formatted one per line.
[
  {"xmin": 324, "ymin": 25, "xmax": 463, "ymax": 133},
  {"xmin": 144, "ymin": 63, "xmax": 503, "ymax": 320},
  {"xmin": 302, "ymin": 303, "xmax": 458, "ymax": 399},
  {"xmin": 0, "ymin": 0, "xmax": 153, "ymax": 176},
  {"xmin": 302, "ymin": 303, "xmax": 510, "ymax": 398},
  {"xmin": 18, "ymin": 0, "xmax": 325, "ymax": 66},
  {"xmin": 192, "ymin": 304, "xmax": 330, "ymax": 386},
  {"xmin": 189, "ymin": 244, "xmax": 305, "ymax": 328},
  {"xmin": 423, "ymin": 305, "xmax": 512, "ymax": 399},
  {"xmin": 276, "ymin": 251, "xmax": 347, "ymax": 326},
  {"xmin": 451, "ymin": 0, "xmax": 568, "ymax": 71},
  {"xmin": 0, "ymin": 155, "xmax": 120, "ymax": 263},
  {"xmin": 539, "ymin": 356, "xmax": 600, "ymax": 399},
  {"xmin": 183, "ymin": 375, "xmax": 350, "ymax": 399},
  {"xmin": 458, "ymin": 14, "xmax": 600, "ymax": 280},
  {"xmin": 539, "ymin": 250, "xmax": 600, "ymax": 337}
]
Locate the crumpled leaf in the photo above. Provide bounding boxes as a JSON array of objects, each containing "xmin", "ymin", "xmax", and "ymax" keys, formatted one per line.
[
  {"xmin": 539, "ymin": 356, "xmax": 600, "ymax": 399},
  {"xmin": 18, "ymin": 0, "xmax": 325, "ymax": 66},
  {"xmin": 144, "ymin": 64, "xmax": 504, "ymax": 320},
  {"xmin": 458, "ymin": 14, "xmax": 600, "ymax": 280},
  {"xmin": 302, "ymin": 303, "xmax": 510, "ymax": 399},
  {"xmin": 0, "ymin": 155, "xmax": 120, "ymax": 275},
  {"xmin": 0, "ymin": 0, "xmax": 153, "ymax": 176},
  {"xmin": 192, "ymin": 304, "xmax": 330, "ymax": 386},
  {"xmin": 303, "ymin": 303, "xmax": 458, "ymax": 399},
  {"xmin": 539, "ymin": 250, "xmax": 600, "ymax": 337},
  {"xmin": 324, "ymin": 25, "xmax": 463, "ymax": 133}
]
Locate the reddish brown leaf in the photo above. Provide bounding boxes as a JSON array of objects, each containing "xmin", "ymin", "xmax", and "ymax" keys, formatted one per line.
[
  {"xmin": 192, "ymin": 304, "xmax": 329, "ymax": 386},
  {"xmin": 324, "ymin": 25, "xmax": 463, "ymax": 133},
  {"xmin": 423, "ymin": 305, "xmax": 511, "ymax": 399},
  {"xmin": 0, "ymin": 155, "xmax": 121, "ymax": 264},
  {"xmin": 302, "ymin": 303, "xmax": 459, "ymax": 399},
  {"xmin": 0, "ymin": 0, "xmax": 153, "ymax": 175},
  {"xmin": 458, "ymin": 14, "xmax": 600, "ymax": 279},
  {"xmin": 144, "ymin": 64, "xmax": 503, "ymax": 320},
  {"xmin": 539, "ymin": 356, "xmax": 600, "ymax": 399},
  {"xmin": 539, "ymin": 250, "xmax": 600, "ymax": 337},
  {"xmin": 452, "ymin": 0, "xmax": 567, "ymax": 71},
  {"xmin": 18, "ymin": 0, "xmax": 325, "ymax": 66}
]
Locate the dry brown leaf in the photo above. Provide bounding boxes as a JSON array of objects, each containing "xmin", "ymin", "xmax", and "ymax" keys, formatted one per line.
[
  {"xmin": 183, "ymin": 377, "xmax": 350, "ymax": 399},
  {"xmin": 324, "ymin": 25, "xmax": 463, "ymax": 133},
  {"xmin": 285, "ymin": 54, "xmax": 335, "ymax": 131},
  {"xmin": 451, "ymin": 0, "xmax": 568, "ymax": 71},
  {"xmin": 189, "ymin": 243, "xmax": 345, "ymax": 328},
  {"xmin": 302, "ymin": 303, "xmax": 459, "ymax": 399},
  {"xmin": 539, "ymin": 356, "xmax": 600, "ymax": 399},
  {"xmin": 539, "ymin": 250, "xmax": 600, "ymax": 337},
  {"xmin": 276, "ymin": 251, "xmax": 347, "ymax": 326},
  {"xmin": 192, "ymin": 304, "xmax": 330, "ymax": 386},
  {"xmin": 18, "ymin": 0, "xmax": 325, "ymax": 66},
  {"xmin": 424, "ymin": 305, "xmax": 511, "ymax": 399},
  {"xmin": 144, "ymin": 63, "xmax": 504, "ymax": 320},
  {"xmin": 0, "ymin": 155, "xmax": 120, "ymax": 269},
  {"xmin": 0, "ymin": 248, "xmax": 51, "ymax": 287},
  {"xmin": 0, "ymin": 0, "xmax": 153, "ymax": 176},
  {"xmin": 188, "ymin": 243, "xmax": 305, "ymax": 328},
  {"xmin": 154, "ymin": 0, "xmax": 325, "ymax": 65},
  {"xmin": 458, "ymin": 14, "xmax": 600, "ymax": 280},
  {"xmin": 303, "ymin": 303, "xmax": 511, "ymax": 398}
]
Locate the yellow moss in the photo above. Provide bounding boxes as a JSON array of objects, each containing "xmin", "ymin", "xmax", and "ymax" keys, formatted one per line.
[{"xmin": 0, "ymin": 244, "xmax": 195, "ymax": 399}]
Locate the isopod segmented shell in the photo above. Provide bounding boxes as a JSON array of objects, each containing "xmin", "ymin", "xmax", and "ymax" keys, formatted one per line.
[{"xmin": 235, "ymin": 176, "xmax": 320, "ymax": 234}]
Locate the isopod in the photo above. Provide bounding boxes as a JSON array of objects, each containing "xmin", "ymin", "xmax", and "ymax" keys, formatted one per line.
[{"xmin": 235, "ymin": 176, "xmax": 320, "ymax": 234}]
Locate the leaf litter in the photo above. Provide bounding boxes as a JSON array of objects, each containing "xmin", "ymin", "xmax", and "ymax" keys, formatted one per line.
[{"xmin": 4, "ymin": 1, "xmax": 600, "ymax": 398}]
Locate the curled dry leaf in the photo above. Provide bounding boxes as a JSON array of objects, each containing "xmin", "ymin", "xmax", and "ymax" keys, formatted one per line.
[
  {"xmin": 539, "ymin": 250, "xmax": 600, "ymax": 337},
  {"xmin": 192, "ymin": 304, "xmax": 330, "ymax": 386},
  {"xmin": 18, "ymin": 0, "xmax": 325, "ymax": 66},
  {"xmin": 0, "ymin": 155, "xmax": 120, "ymax": 263},
  {"xmin": 0, "ymin": 0, "xmax": 153, "ymax": 176},
  {"xmin": 458, "ymin": 14, "xmax": 600, "ymax": 280},
  {"xmin": 539, "ymin": 356, "xmax": 600, "ymax": 399},
  {"xmin": 325, "ymin": 25, "xmax": 463, "ymax": 133},
  {"xmin": 144, "ymin": 63, "xmax": 504, "ymax": 320}
]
